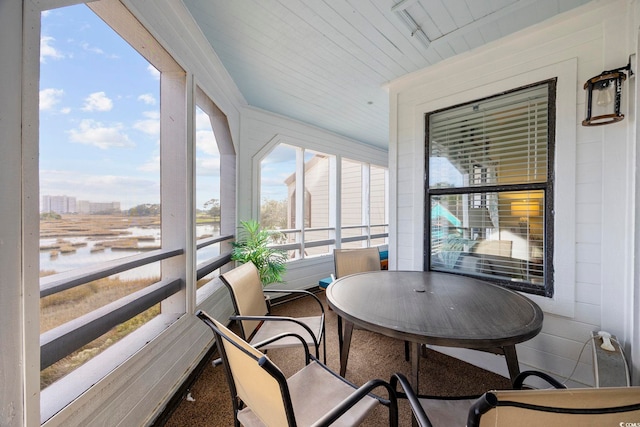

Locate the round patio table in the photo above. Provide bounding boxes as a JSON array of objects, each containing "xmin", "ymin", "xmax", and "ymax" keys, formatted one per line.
[{"xmin": 326, "ymin": 270, "xmax": 544, "ymax": 393}]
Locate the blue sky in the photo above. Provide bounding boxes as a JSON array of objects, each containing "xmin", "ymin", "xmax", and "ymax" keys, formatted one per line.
[{"xmin": 39, "ymin": 4, "xmax": 220, "ymax": 210}]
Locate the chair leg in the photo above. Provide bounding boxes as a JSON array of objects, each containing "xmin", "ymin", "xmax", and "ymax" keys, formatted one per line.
[{"xmin": 404, "ymin": 341, "xmax": 410, "ymax": 361}]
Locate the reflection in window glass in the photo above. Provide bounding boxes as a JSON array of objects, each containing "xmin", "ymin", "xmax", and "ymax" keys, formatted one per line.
[{"xmin": 430, "ymin": 190, "xmax": 544, "ymax": 284}]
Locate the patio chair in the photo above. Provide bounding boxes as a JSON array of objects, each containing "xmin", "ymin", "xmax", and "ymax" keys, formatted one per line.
[
  {"xmin": 396, "ymin": 370, "xmax": 640, "ymax": 427},
  {"xmin": 196, "ymin": 310, "xmax": 400, "ymax": 427},
  {"xmin": 333, "ymin": 247, "xmax": 411, "ymax": 360},
  {"xmin": 333, "ymin": 247, "xmax": 381, "ymax": 279},
  {"xmin": 220, "ymin": 261, "xmax": 326, "ymax": 362}
]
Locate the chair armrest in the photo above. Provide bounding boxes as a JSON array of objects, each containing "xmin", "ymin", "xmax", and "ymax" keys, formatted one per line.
[
  {"xmin": 310, "ymin": 377, "xmax": 398, "ymax": 427},
  {"xmin": 252, "ymin": 331, "xmax": 311, "ymax": 361},
  {"xmin": 389, "ymin": 373, "xmax": 433, "ymax": 427},
  {"xmin": 513, "ymin": 370, "xmax": 567, "ymax": 389},
  {"xmin": 263, "ymin": 288, "xmax": 325, "ymax": 315},
  {"xmin": 230, "ymin": 314, "xmax": 322, "ymax": 347},
  {"xmin": 467, "ymin": 393, "xmax": 498, "ymax": 427}
]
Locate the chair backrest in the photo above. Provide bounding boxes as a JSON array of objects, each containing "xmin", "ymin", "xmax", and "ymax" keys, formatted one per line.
[
  {"xmin": 201, "ymin": 313, "xmax": 294, "ymax": 426},
  {"xmin": 470, "ymin": 386, "xmax": 640, "ymax": 427},
  {"xmin": 333, "ymin": 248, "xmax": 381, "ymax": 279},
  {"xmin": 220, "ymin": 262, "xmax": 269, "ymax": 340}
]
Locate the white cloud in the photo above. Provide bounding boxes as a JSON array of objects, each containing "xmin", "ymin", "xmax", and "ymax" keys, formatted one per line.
[
  {"xmin": 60, "ymin": 107, "xmax": 71, "ymax": 115},
  {"xmin": 133, "ymin": 111, "xmax": 160, "ymax": 136},
  {"xmin": 40, "ymin": 88, "xmax": 64, "ymax": 111},
  {"xmin": 195, "ymin": 110, "xmax": 211, "ymax": 129},
  {"xmin": 40, "ymin": 36, "xmax": 64, "ymax": 63},
  {"xmin": 80, "ymin": 42, "xmax": 104, "ymax": 55},
  {"xmin": 196, "ymin": 130, "xmax": 219, "ymax": 156},
  {"xmin": 138, "ymin": 154, "xmax": 160, "ymax": 172},
  {"xmin": 68, "ymin": 119, "xmax": 133, "ymax": 149},
  {"xmin": 196, "ymin": 156, "xmax": 221, "ymax": 176},
  {"xmin": 147, "ymin": 64, "xmax": 160, "ymax": 80},
  {"xmin": 138, "ymin": 93, "xmax": 156, "ymax": 105},
  {"xmin": 82, "ymin": 91, "xmax": 113, "ymax": 112},
  {"xmin": 195, "ymin": 110, "xmax": 220, "ymax": 155},
  {"xmin": 79, "ymin": 41, "xmax": 119, "ymax": 59}
]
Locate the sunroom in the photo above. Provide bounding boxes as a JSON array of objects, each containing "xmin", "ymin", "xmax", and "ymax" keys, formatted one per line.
[{"xmin": 1, "ymin": 0, "xmax": 639, "ymax": 425}]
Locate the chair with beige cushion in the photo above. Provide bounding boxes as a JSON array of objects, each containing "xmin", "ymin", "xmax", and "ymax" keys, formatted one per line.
[
  {"xmin": 333, "ymin": 247, "xmax": 412, "ymax": 359},
  {"xmin": 220, "ymin": 261, "xmax": 326, "ymax": 362},
  {"xmin": 333, "ymin": 247, "xmax": 381, "ymax": 279},
  {"xmin": 397, "ymin": 370, "xmax": 640, "ymax": 427},
  {"xmin": 196, "ymin": 310, "xmax": 400, "ymax": 427}
]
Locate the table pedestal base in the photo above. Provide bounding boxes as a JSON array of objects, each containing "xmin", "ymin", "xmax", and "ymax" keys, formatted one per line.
[{"xmin": 337, "ymin": 316, "xmax": 522, "ymax": 393}]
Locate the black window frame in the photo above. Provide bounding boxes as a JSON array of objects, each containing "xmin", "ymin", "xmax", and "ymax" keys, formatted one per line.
[{"xmin": 424, "ymin": 79, "xmax": 556, "ymax": 297}]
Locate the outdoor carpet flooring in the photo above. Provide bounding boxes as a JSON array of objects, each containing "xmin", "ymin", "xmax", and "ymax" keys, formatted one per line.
[{"xmin": 162, "ymin": 291, "xmax": 511, "ymax": 426}]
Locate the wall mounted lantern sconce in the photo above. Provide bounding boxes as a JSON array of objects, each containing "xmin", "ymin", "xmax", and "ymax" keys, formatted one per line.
[{"xmin": 582, "ymin": 58, "xmax": 633, "ymax": 126}]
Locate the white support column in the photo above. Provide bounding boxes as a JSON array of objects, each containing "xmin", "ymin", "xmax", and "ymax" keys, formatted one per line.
[
  {"xmin": 296, "ymin": 147, "xmax": 305, "ymax": 255},
  {"xmin": 632, "ymin": 20, "xmax": 640, "ymax": 386},
  {"xmin": 600, "ymin": 11, "xmax": 635, "ymax": 346},
  {"xmin": 22, "ymin": 1, "xmax": 44, "ymax": 424},
  {"xmin": 1, "ymin": 2, "xmax": 26, "ymax": 425},
  {"xmin": 185, "ymin": 73, "xmax": 196, "ymax": 314},
  {"xmin": 160, "ymin": 70, "xmax": 188, "ymax": 314},
  {"xmin": 329, "ymin": 155, "xmax": 338, "ymax": 250},
  {"xmin": 334, "ymin": 156, "xmax": 342, "ymax": 248},
  {"xmin": 363, "ymin": 163, "xmax": 371, "ymax": 246}
]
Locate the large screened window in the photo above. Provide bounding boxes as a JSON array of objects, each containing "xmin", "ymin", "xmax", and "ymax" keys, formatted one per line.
[
  {"xmin": 259, "ymin": 142, "xmax": 388, "ymax": 259},
  {"xmin": 38, "ymin": 3, "xmax": 164, "ymax": 388},
  {"xmin": 426, "ymin": 80, "xmax": 555, "ymax": 296},
  {"xmin": 35, "ymin": 2, "xmax": 205, "ymax": 416}
]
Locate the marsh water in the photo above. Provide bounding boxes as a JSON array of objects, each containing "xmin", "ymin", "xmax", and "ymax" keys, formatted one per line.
[{"xmin": 40, "ymin": 224, "xmax": 221, "ymax": 280}]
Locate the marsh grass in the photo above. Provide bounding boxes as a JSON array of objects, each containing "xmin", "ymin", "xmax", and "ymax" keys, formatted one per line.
[
  {"xmin": 40, "ymin": 215, "xmax": 165, "ymax": 389},
  {"xmin": 40, "ymin": 303, "xmax": 160, "ymax": 389},
  {"xmin": 39, "ymin": 269, "xmax": 161, "ymax": 389},
  {"xmin": 37, "ymin": 213, "xmax": 200, "ymax": 389}
]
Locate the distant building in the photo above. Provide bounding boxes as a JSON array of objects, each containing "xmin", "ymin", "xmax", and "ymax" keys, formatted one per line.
[
  {"xmin": 41, "ymin": 195, "xmax": 77, "ymax": 214},
  {"xmin": 88, "ymin": 201, "xmax": 121, "ymax": 214},
  {"xmin": 42, "ymin": 196, "xmax": 120, "ymax": 214},
  {"xmin": 76, "ymin": 200, "xmax": 91, "ymax": 214}
]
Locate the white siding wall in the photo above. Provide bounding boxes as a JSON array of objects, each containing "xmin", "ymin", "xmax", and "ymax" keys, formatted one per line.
[{"xmin": 389, "ymin": 0, "xmax": 639, "ymax": 386}]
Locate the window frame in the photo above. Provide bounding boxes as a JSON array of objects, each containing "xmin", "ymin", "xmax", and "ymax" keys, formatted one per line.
[
  {"xmin": 254, "ymin": 136, "xmax": 388, "ymax": 260},
  {"xmin": 424, "ymin": 79, "xmax": 557, "ymax": 297}
]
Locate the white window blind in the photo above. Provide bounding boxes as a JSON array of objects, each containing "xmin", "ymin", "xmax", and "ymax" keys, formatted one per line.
[
  {"xmin": 429, "ymin": 85, "xmax": 548, "ymax": 188},
  {"xmin": 426, "ymin": 82, "xmax": 553, "ymax": 296}
]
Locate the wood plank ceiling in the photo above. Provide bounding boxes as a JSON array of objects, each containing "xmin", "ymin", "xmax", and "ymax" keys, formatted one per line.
[{"xmin": 182, "ymin": 0, "xmax": 591, "ymax": 150}]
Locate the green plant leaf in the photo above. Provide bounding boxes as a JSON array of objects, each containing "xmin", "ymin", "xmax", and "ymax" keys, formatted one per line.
[{"xmin": 231, "ymin": 219, "xmax": 288, "ymax": 286}]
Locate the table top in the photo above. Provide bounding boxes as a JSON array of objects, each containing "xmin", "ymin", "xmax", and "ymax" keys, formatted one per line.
[{"xmin": 326, "ymin": 270, "xmax": 543, "ymax": 348}]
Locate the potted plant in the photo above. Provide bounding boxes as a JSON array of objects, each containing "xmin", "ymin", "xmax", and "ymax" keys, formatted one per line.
[{"xmin": 231, "ymin": 219, "xmax": 288, "ymax": 286}]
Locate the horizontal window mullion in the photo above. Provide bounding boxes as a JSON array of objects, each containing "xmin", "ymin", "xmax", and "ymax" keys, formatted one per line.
[
  {"xmin": 40, "ymin": 278, "xmax": 182, "ymax": 370},
  {"xmin": 40, "ymin": 248, "xmax": 184, "ymax": 298},
  {"xmin": 428, "ymin": 182, "xmax": 547, "ymax": 195},
  {"xmin": 304, "ymin": 239, "xmax": 336, "ymax": 248}
]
